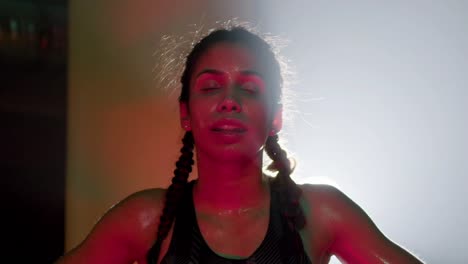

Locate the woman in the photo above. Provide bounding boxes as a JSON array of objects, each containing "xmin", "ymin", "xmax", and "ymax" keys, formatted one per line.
[{"xmin": 56, "ymin": 27, "xmax": 423, "ymax": 263}]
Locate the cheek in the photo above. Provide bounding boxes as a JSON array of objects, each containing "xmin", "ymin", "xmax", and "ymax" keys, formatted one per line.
[
  {"xmin": 188, "ymin": 99, "xmax": 217, "ymax": 129},
  {"xmin": 243, "ymin": 103, "xmax": 271, "ymax": 131}
]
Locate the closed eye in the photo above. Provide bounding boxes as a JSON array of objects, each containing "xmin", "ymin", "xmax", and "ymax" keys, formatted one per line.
[
  {"xmin": 199, "ymin": 79, "xmax": 222, "ymax": 92},
  {"xmin": 236, "ymin": 74, "xmax": 265, "ymax": 94},
  {"xmin": 240, "ymin": 81, "xmax": 259, "ymax": 93},
  {"xmin": 201, "ymin": 87, "xmax": 220, "ymax": 92}
]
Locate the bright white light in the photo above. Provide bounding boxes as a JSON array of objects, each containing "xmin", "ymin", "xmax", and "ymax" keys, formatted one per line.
[{"xmin": 261, "ymin": 1, "xmax": 468, "ymax": 263}]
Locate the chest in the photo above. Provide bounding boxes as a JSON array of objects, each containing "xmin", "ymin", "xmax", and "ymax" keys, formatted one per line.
[{"xmin": 196, "ymin": 210, "xmax": 270, "ymax": 257}]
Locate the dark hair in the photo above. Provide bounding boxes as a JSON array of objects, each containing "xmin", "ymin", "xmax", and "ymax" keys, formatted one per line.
[{"xmin": 147, "ymin": 27, "xmax": 304, "ymax": 263}]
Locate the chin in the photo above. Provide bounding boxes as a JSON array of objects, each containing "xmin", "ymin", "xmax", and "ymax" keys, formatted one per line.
[{"xmin": 203, "ymin": 144, "xmax": 262, "ymax": 163}]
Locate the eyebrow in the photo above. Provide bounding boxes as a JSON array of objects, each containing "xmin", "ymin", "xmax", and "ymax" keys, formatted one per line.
[
  {"xmin": 239, "ymin": 70, "xmax": 264, "ymax": 78},
  {"xmin": 195, "ymin": 69, "xmax": 224, "ymax": 78},
  {"xmin": 195, "ymin": 69, "xmax": 264, "ymax": 79}
]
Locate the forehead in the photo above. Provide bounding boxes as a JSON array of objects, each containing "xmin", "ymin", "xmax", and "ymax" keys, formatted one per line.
[{"xmin": 192, "ymin": 42, "xmax": 262, "ymax": 77}]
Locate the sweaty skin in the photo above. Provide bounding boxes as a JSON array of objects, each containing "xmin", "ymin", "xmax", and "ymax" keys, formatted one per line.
[{"xmin": 55, "ymin": 43, "xmax": 423, "ymax": 264}]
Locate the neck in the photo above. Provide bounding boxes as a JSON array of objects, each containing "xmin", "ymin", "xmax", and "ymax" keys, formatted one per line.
[{"xmin": 194, "ymin": 152, "xmax": 269, "ymax": 213}]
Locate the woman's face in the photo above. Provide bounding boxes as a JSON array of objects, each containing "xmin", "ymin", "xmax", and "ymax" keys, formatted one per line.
[{"xmin": 180, "ymin": 42, "xmax": 282, "ymax": 162}]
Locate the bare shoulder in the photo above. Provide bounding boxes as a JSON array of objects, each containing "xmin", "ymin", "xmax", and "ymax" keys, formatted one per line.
[
  {"xmin": 109, "ymin": 187, "xmax": 167, "ymax": 236},
  {"xmin": 298, "ymin": 183, "xmax": 341, "ymax": 199},
  {"xmin": 298, "ymin": 183, "xmax": 382, "ymax": 242},
  {"xmin": 98, "ymin": 187, "xmax": 167, "ymax": 233},
  {"xmin": 56, "ymin": 188, "xmax": 167, "ymax": 264},
  {"xmin": 298, "ymin": 184, "xmax": 350, "ymax": 223},
  {"xmin": 299, "ymin": 183, "xmax": 348, "ymax": 204},
  {"xmin": 91, "ymin": 187, "xmax": 168, "ymax": 251},
  {"xmin": 293, "ymin": 184, "xmax": 345, "ymax": 261},
  {"xmin": 298, "ymin": 184, "xmax": 424, "ymax": 263},
  {"xmin": 112, "ymin": 187, "xmax": 167, "ymax": 219},
  {"xmin": 297, "ymin": 184, "xmax": 350, "ymax": 244},
  {"xmin": 298, "ymin": 183, "xmax": 375, "ymax": 225}
]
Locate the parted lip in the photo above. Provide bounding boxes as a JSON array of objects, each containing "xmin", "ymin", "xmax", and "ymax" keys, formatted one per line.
[{"xmin": 211, "ymin": 118, "xmax": 247, "ymax": 132}]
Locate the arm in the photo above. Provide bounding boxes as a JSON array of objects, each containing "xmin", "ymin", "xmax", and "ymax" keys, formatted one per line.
[
  {"xmin": 301, "ymin": 184, "xmax": 423, "ymax": 264},
  {"xmin": 55, "ymin": 188, "xmax": 165, "ymax": 264}
]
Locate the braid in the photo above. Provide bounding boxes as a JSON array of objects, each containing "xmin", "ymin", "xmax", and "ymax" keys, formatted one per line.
[
  {"xmin": 265, "ymin": 135, "xmax": 306, "ymax": 231},
  {"xmin": 146, "ymin": 132, "xmax": 194, "ymax": 264}
]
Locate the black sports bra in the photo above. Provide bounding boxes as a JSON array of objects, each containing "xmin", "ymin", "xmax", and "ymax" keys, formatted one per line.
[{"xmin": 160, "ymin": 180, "xmax": 312, "ymax": 264}]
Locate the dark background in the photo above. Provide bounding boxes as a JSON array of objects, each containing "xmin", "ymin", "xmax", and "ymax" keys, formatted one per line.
[{"xmin": 1, "ymin": 0, "xmax": 67, "ymax": 263}]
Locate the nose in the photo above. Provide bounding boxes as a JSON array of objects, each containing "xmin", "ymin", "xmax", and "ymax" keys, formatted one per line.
[{"xmin": 216, "ymin": 90, "xmax": 241, "ymax": 113}]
